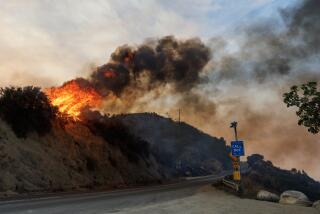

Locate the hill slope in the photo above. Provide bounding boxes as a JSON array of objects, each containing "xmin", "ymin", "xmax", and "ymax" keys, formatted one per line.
[
  {"xmin": 116, "ymin": 113, "xmax": 231, "ymax": 177},
  {"xmin": 0, "ymin": 118, "xmax": 162, "ymax": 194},
  {"xmin": 0, "ymin": 112, "xmax": 231, "ymax": 195}
]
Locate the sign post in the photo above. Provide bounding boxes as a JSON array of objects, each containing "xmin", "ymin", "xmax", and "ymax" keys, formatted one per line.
[
  {"xmin": 230, "ymin": 122, "xmax": 244, "ymax": 183},
  {"xmin": 222, "ymin": 121, "xmax": 245, "ymax": 193}
]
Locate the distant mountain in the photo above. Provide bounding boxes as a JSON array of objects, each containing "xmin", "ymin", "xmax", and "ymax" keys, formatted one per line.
[{"xmin": 116, "ymin": 113, "xmax": 232, "ymax": 177}]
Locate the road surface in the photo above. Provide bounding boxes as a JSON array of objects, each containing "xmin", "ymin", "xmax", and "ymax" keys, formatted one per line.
[{"xmin": 0, "ymin": 171, "xmax": 230, "ymax": 214}]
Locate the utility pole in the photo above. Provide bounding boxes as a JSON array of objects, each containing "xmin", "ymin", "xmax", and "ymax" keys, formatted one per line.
[{"xmin": 178, "ymin": 109, "xmax": 181, "ymax": 123}]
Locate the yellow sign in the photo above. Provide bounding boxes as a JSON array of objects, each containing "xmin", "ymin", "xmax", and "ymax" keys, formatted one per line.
[
  {"xmin": 233, "ymin": 170, "xmax": 241, "ymax": 181},
  {"xmin": 233, "ymin": 162, "xmax": 240, "ymax": 168},
  {"xmin": 230, "ymin": 153, "xmax": 241, "ymax": 181}
]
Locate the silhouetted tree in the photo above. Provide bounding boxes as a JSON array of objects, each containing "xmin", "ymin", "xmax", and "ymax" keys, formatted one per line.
[
  {"xmin": 283, "ymin": 82, "xmax": 320, "ymax": 134},
  {"xmin": 0, "ymin": 86, "xmax": 57, "ymax": 138}
]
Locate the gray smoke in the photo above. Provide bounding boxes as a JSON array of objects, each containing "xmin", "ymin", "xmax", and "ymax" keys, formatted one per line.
[{"xmin": 213, "ymin": 0, "xmax": 320, "ymax": 84}]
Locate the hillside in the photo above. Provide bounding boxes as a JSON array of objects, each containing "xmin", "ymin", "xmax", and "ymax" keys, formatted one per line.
[
  {"xmin": 0, "ymin": 118, "xmax": 162, "ymax": 195},
  {"xmin": 116, "ymin": 113, "xmax": 232, "ymax": 177},
  {"xmin": 0, "ymin": 111, "xmax": 231, "ymax": 195}
]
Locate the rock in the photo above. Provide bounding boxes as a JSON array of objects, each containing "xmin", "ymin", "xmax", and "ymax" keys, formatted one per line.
[
  {"xmin": 279, "ymin": 190, "xmax": 312, "ymax": 206},
  {"xmin": 257, "ymin": 190, "xmax": 279, "ymax": 202},
  {"xmin": 313, "ymin": 200, "xmax": 320, "ymax": 211}
]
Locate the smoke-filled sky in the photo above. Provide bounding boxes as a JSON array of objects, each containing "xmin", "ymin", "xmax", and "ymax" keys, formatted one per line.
[
  {"xmin": 1, "ymin": 1, "xmax": 320, "ymax": 179},
  {"xmin": 0, "ymin": 0, "xmax": 296, "ymax": 87}
]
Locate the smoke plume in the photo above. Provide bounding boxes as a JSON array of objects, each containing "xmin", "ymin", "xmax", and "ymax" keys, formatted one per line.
[{"xmin": 90, "ymin": 36, "xmax": 210, "ymax": 97}]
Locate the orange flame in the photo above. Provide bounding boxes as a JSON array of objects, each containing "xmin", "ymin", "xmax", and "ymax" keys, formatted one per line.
[
  {"xmin": 104, "ymin": 70, "xmax": 116, "ymax": 78},
  {"xmin": 45, "ymin": 80, "xmax": 102, "ymax": 120},
  {"xmin": 124, "ymin": 52, "xmax": 134, "ymax": 63}
]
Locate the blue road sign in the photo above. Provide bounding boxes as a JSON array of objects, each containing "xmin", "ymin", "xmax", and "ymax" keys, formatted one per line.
[{"xmin": 231, "ymin": 141, "xmax": 245, "ymax": 156}]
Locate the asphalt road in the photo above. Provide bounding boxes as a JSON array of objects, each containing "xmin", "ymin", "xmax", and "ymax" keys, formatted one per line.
[{"xmin": 0, "ymin": 171, "xmax": 230, "ymax": 214}]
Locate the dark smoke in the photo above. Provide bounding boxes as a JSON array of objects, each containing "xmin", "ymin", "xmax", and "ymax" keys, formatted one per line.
[
  {"xmin": 285, "ymin": 0, "xmax": 320, "ymax": 54},
  {"xmin": 92, "ymin": 63, "xmax": 130, "ymax": 96},
  {"xmin": 90, "ymin": 36, "xmax": 211, "ymax": 96}
]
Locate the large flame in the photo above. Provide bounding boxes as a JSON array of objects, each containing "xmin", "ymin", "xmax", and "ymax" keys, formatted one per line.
[{"xmin": 45, "ymin": 80, "xmax": 103, "ymax": 120}]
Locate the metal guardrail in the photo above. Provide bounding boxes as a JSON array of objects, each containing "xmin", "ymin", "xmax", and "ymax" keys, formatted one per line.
[{"xmin": 222, "ymin": 178, "xmax": 240, "ymax": 192}]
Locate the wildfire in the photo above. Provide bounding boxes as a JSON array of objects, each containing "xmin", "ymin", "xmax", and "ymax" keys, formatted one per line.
[{"xmin": 45, "ymin": 80, "xmax": 102, "ymax": 120}]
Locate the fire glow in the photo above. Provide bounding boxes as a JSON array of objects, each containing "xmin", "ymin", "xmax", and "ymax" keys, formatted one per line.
[
  {"xmin": 45, "ymin": 80, "xmax": 102, "ymax": 120},
  {"xmin": 104, "ymin": 70, "xmax": 116, "ymax": 78}
]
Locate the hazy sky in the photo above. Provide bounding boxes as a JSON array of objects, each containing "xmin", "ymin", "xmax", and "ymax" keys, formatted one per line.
[{"xmin": 0, "ymin": 0, "xmax": 296, "ymax": 87}]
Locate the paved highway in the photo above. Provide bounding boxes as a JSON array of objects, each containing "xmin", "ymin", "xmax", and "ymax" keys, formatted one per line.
[{"xmin": 0, "ymin": 171, "xmax": 230, "ymax": 214}]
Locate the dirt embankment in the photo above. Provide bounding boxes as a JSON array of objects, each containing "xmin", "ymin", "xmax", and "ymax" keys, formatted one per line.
[{"xmin": 0, "ymin": 118, "xmax": 162, "ymax": 196}]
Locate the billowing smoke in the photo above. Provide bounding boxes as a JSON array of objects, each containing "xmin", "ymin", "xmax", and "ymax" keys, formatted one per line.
[{"xmin": 90, "ymin": 36, "xmax": 210, "ymax": 97}]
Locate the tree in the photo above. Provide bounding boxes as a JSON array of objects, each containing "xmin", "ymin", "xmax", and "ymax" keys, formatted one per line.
[
  {"xmin": 283, "ymin": 82, "xmax": 320, "ymax": 134},
  {"xmin": 0, "ymin": 86, "xmax": 57, "ymax": 138}
]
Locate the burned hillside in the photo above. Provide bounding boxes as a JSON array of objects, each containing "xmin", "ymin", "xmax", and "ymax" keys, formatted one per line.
[{"xmin": 116, "ymin": 113, "xmax": 232, "ymax": 177}]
